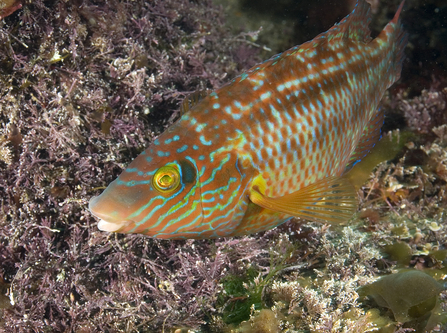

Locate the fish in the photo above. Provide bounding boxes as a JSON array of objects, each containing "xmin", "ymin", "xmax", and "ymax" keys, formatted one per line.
[{"xmin": 89, "ymin": 0, "xmax": 408, "ymax": 239}]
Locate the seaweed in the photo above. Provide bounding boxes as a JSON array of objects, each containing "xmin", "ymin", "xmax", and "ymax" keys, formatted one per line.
[{"xmin": 359, "ymin": 270, "xmax": 445, "ymax": 332}]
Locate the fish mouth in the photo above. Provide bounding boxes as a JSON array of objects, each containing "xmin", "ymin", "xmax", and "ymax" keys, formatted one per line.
[
  {"xmin": 89, "ymin": 195, "xmax": 131, "ymax": 232},
  {"xmin": 97, "ymin": 219, "xmax": 129, "ymax": 232}
]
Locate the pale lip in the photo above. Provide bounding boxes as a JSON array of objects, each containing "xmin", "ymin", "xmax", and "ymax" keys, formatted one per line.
[
  {"xmin": 97, "ymin": 219, "xmax": 128, "ymax": 232},
  {"xmin": 89, "ymin": 195, "xmax": 130, "ymax": 232}
]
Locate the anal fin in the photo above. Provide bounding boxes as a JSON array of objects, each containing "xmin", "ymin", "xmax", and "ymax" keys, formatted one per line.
[{"xmin": 345, "ymin": 107, "xmax": 384, "ymax": 173}]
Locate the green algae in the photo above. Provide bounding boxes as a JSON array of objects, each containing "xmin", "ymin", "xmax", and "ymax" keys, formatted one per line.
[
  {"xmin": 359, "ymin": 270, "xmax": 445, "ymax": 332},
  {"xmin": 347, "ymin": 130, "xmax": 412, "ymax": 190},
  {"xmin": 382, "ymin": 241, "xmax": 412, "ymax": 266},
  {"xmin": 219, "ymin": 235, "xmax": 297, "ymax": 326},
  {"xmin": 220, "ymin": 266, "xmax": 263, "ymax": 325}
]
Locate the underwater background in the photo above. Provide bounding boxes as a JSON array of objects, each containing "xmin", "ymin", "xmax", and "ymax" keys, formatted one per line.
[{"xmin": 0, "ymin": 0, "xmax": 446, "ymax": 332}]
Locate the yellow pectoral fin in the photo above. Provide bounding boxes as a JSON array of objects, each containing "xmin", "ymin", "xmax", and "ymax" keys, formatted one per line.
[{"xmin": 249, "ymin": 176, "xmax": 357, "ymax": 224}]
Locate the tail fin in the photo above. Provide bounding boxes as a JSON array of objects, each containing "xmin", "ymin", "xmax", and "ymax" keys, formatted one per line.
[{"xmin": 381, "ymin": 1, "xmax": 408, "ymax": 85}]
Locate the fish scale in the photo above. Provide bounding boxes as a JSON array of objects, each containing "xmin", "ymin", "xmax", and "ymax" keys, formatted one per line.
[{"xmin": 89, "ymin": 0, "xmax": 408, "ymax": 239}]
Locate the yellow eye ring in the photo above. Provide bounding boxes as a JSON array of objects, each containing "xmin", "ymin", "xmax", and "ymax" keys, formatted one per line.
[{"xmin": 152, "ymin": 166, "xmax": 180, "ymax": 193}]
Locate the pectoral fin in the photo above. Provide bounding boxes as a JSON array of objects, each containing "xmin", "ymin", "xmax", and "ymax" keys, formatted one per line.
[{"xmin": 249, "ymin": 176, "xmax": 357, "ymax": 224}]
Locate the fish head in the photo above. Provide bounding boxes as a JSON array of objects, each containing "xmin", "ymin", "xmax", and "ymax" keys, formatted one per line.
[
  {"xmin": 89, "ymin": 143, "xmax": 204, "ymax": 238},
  {"xmin": 89, "ymin": 133, "xmax": 253, "ymax": 239}
]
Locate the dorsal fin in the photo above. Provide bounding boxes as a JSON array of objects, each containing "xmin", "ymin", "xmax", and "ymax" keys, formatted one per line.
[
  {"xmin": 345, "ymin": 107, "xmax": 384, "ymax": 173},
  {"xmin": 325, "ymin": 0, "xmax": 372, "ymax": 43},
  {"xmin": 180, "ymin": 90, "xmax": 208, "ymax": 115}
]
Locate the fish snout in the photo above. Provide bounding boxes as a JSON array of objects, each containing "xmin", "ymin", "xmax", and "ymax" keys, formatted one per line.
[{"xmin": 88, "ymin": 194, "xmax": 132, "ymax": 232}]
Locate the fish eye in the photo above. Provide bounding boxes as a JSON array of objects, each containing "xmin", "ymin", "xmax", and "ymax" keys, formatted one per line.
[{"xmin": 153, "ymin": 166, "xmax": 180, "ymax": 193}]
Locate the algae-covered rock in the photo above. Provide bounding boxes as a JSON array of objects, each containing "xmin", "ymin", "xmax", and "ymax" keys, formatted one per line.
[
  {"xmin": 359, "ymin": 270, "xmax": 444, "ymax": 329},
  {"xmin": 237, "ymin": 309, "xmax": 280, "ymax": 333}
]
